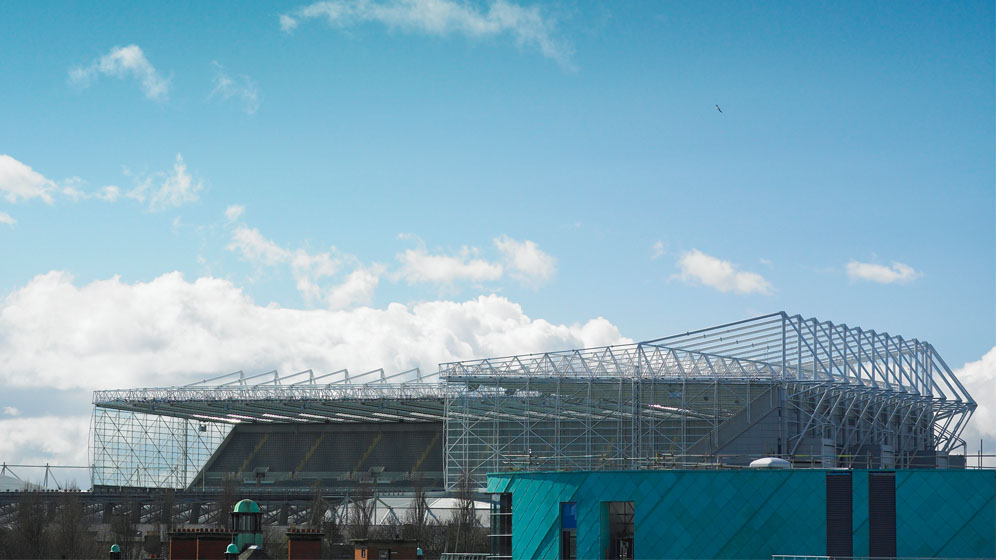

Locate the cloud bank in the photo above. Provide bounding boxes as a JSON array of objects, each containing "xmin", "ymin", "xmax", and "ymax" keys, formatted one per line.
[
  {"xmin": 0, "ymin": 270, "xmax": 626, "ymax": 477},
  {"xmin": 0, "ymin": 415, "xmax": 90, "ymax": 468},
  {"xmin": 280, "ymin": 0, "xmax": 574, "ymax": 68},
  {"xmin": 954, "ymin": 346, "xmax": 996, "ymax": 465},
  {"xmin": 0, "ymin": 271, "xmax": 628, "ymax": 392}
]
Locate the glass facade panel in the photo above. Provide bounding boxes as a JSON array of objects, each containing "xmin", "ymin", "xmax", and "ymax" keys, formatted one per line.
[
  {"xmin": 489, "ymin": 493, "xmax": 512, "ymax": 559},
  {"xmin": 561, "ymin": 502, "xmax": 577, "ymax": 559}
]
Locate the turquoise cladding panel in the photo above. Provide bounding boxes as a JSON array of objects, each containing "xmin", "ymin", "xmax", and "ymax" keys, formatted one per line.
[
  {"xmin": 895, "ymin": 469, "xmax": 996, "ymax": 558},
  {"xmin": 489, "ymin": 469, "xmax": 996, "ymax": 559},
  {"xmin": 489, "ymin": 470, "xmax": 826, "ymax": 559},
  {"xmin": 852, "ymin": 470, "xmax": 869, "ymax": 556}
]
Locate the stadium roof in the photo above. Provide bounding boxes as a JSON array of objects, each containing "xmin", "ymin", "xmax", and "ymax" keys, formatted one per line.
[{"xmin": 92, "ymin": 311, "xmax": 975, "ymax": 425}]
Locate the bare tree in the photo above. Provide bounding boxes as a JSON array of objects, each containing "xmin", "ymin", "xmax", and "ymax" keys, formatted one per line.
[
  {"xmin": 403, "ymin": 477, "xmax": 430, "ymax": 544},
  {"xmin": 372, "ymin": 514, "xmax": 402, "ymax": 541},
  {"xmin": 347, "ymin": 484, "xmax": 375, "ymax": 540},
  {"xmin": 418, "ymin": 519, "xmax": 448, "ymax": 559},
  {"xmin": 451, "ymin": 470, "xmax": 487, "ymax": 553},
  {"xmin": 311, "ymin": 493, "xmax": 345, "ymax": 558},
  {"xmin": 216, "ymin": 474, "xmax": 239, "ymax": 528},
  {"xmin": 263, "ymin": 528, "xmax": 289, "ymax": 560},
  {"xmin": 6, "ymin": 490, "xmax": 48, "ymax": 559},
  {"xmin": 454, "ymin": 470, "xmax": 475, "ymax": 548},
  {"xmin": 110, "ymin": 501, "xmax": 138, "ymax": 560},
  {"xmin": 51, "ymin": 488, "xmax": 101, "ymax": 559},
  {"xmin": 307, "ymin": 488, "xmax": 326, "ymax": 527},
  {"xmin": 158, "ymin": 488, "xmax": 176, "ymax": 531}
]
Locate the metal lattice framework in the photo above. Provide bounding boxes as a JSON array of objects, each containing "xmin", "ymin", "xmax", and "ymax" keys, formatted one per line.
[
  {"xmin": 91, "ymin": 368, "xmax": 449, "ymax": 488},
  {"xmin": 90, "ymin": 408, "xmax": 231, "ymax": 488},
  {"xmin": 440, "ymin": 312, "xmax": 976, "ymax": 486},
  {"xmin": 91, "ymin": 312, "xmax": 976, "ymax": 490}
]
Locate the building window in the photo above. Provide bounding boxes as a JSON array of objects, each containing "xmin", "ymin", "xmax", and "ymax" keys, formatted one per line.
[
  {"xmin": 605, "ymin": 501, "xmax": 634, "ymax": 560},
  {"xmin": 561, "ymin": 502, "xmax": 577, "ymax": 560},
  {"xmin": 489, "ymin": 493, "xmax": 512, "ymax": 559}
]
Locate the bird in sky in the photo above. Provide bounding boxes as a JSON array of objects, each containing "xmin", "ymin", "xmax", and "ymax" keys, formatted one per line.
[{"xmin": 715, "ymin": 104, "xmax": 723, "ymax": 113}]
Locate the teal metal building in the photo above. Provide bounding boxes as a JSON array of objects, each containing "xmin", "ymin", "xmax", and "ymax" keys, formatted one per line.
[{"xmin": 487, "ymin": 469, "xmax": 995, "ymax": 559}]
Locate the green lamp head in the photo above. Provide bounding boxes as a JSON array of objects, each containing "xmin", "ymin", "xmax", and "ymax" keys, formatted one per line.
[
  {"xmin": 110, "ymin": 544, "xmax": 121, "ymax": 553},
  {"xmin": 232, "ymin": 499, "xmax": 261, "ymax": 514}
]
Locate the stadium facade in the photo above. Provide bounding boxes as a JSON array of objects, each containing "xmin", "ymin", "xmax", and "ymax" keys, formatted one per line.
[{"xmin": 90, "ymin": 311, "xmax": 977, "ymax": 493}]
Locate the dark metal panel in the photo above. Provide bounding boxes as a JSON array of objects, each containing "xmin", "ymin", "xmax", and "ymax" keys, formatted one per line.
[
  {"xmin": 826, "ymin": 471, "xmax": 852, "ymax": 558},
  {"xmin": 869, "ymin": 471, "xmax": 896, "ymax": 558}
]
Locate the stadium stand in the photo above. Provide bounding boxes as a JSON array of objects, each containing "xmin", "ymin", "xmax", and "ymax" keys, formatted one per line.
[{"xmin": 190, "ymin": 422, "xmax": 444, "ymax": 490}]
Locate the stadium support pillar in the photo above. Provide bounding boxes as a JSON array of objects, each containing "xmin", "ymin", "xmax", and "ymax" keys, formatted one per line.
[{"xmin": 778, "ymin": 384, "xmax": 788, "ymax": 457}]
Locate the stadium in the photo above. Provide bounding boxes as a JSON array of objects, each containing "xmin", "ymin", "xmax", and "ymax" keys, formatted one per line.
[
  {"xmin": 90, "ymin": 310, "xmax": 977, "ymax": 496},
  {"xmin": 0, "ymin": 310, "xmax": 989, "ymax": 558}
]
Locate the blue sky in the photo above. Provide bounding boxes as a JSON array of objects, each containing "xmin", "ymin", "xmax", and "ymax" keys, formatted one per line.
[{"xmin": 0, "ymin": 1, "xmax": 993, "ymax": 478}]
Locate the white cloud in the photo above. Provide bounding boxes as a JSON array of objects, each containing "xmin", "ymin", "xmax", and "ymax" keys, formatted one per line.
[
  {"xmin": 230, "ymin": 228, "xmax": 555, "ymax": 303},
  {"xmin": 62, "ymin": 180, "xmax": 120, "ymax": 203},
  {"xmin": 494, "ymin": 235, "xmax": 556, "ymax": 287},
  {"xmin": 227, "ymin": 225, "xmax": 350, "ymax": 304},
  {"xmin": 327, "ymin": 265, "xmax": 384, "ymax": 309},
  {"xmin": 0, "ymin": 154, "xmax": 56, "ymax": 204},
  {"xmin": 280, "ymin": 0, "xmax": 574, "ymax": 68},
  {"xmin": 0, "ymin": 271, "xmax": 628, "ymax": 473},
  {"xmin": 846, "ymin": 260, "xmax": 922, "ymax": 284},
  {"xmin": 651, "ymin": 240, "xmax": 666, "ymax": 259},
  {"xmin": 69, "ymin": 44, "xmax": 170, "ymax": 101},
  {"xmin": 953, "ymin": 347, "xmax": 996, "ymax": 466},
  {"xmin": 396, "ymin": 246, "xmax": 503, "ymax": 285},
  {"xmin": 280, "ymin": 14, "xmax": 300, "ymax": 31},
  {"xmin": 128, "ymin": 154, "xmax": 203, "ymax": 210},
  {"xmin": 0, "ymin": 415, "xmax": 90, "ymax": 472},
  {"xmin": 210, "ymin": 62, "xmax": 261, "ymax": 115},
  {"xmin": 675, "ymin": 249, "xmax": 773, "ymax": 295},
  {"xmin": 225, "ymin": 204, "xmax": 246, "ymax": 222},
  {"xmin": 291, "ymin": 249, "xmax": 343, "ymax": 301},
  {"xmin": 2, "ymin": 406, "xmax": 19, "ymax": 416},
  {"xmin": 396, "ymin": 236, "xmax": 556, "ymax": 288},
  {"xmin": 59, "ymin": 179, "xmax": 87, "ymax": 202},
  {"xmin": 229, "ymin": 225, "xmax": 293, "ymax": 265},
  {"xmin": 95, "ymin": 185, "xmax": 121, "ymax": 202},
  {"xmin": 0, "ymin": 271, "xmax": 629, "ymax": 392},
  {"xmin": 0, "ymin": 157, "xmax": 122, "ymax": 218}
]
